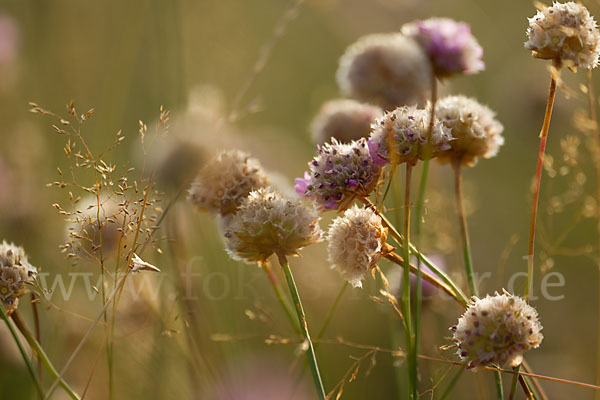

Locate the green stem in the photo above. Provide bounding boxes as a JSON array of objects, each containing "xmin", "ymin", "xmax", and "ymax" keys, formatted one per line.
[
  {"xmin": 453, "ymin": 161, "xmax": 478, "ymax": 297},
  {"xmin": 11, "ymin": 311, "xmax": 81, "ymax": 400},
  {"xmin": 0, "ymin": 305, "xmax": 45, "ymax": 398},
  {"xmin": 262, "ymin": 261, "xmax": 301, "ymax": 335},
  {"xmin": 495, "ymin": 368, "xmax": 505, "ymax": 400},
  {"xmin": 526, "ymin": 67, "xmax": 558, "ymax": 302},
  {"xmin": 277, "ymin": 254, "xmax": 326, "ymax": 400},
  {"xmin": 508, "ymin": 366, "xmax": 520, "ymax": 400},
  {"xmin": 317, "ymin": 282, "xmax": 348, "ymax": 339}
]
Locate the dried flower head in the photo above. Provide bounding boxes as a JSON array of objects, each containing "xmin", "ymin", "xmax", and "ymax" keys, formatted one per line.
[
  {"xmin": 188, "ymin": 149, "xmax": 270, "ymax": 216},
  {"xmin": 368, "ymin": 105, "xmax": 452, "ymax": 166},
  {"xmin": 223, "ymin": 189, "xmax": 322, "ymax": 264},
  {"xmin": 336, "ymin": 33, "xmax": 432, "ymax": 110},
  {"xmin": 295, "ymin": 138, "xmax": 382, "ymax": 211},
  {"xmin": 450, "ymin": 291, "xmax": 543, "ymax": 368},
  {"xmin": 434, "ymin": 95, "xmax": 504, "ymax": 167},
  {"xmin": 402, "ymin": 18, "xmax": 485, "ymax": 78},
  {"xmin": 310, "ymin": 99, "xmax": 383, "ymax": 145},
  {"xmin": 327, "ymin": 206, "xmax": 387, "ymax": 288},
  {"xmin": 0, "ymin": 241, "xmax": 36, "ymax": 312},
  {"xmin": 525, "ymin": 2, "xmax": 600, "ymax": 70}
]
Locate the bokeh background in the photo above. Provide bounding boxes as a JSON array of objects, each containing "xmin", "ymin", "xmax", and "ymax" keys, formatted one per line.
[{"xmin": 0, "ymin": 0, "xmax": 598, "ymax": 399}]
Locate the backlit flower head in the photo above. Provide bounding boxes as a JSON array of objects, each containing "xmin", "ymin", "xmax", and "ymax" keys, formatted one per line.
[
  {"xmin": 336, "ymin": 33, "xmax": 432, "ymax": 110},
  {"xmin": 327, "ymin": 206, "xmax": 387, "ymax": 288},
  {"xmin": 311, "ymin": 99, "xmax": 383, "ymax": 145},
  {"xmin": 402, "ymin": 18, "xmax": 485, "ymax": 78},
  {"xmin": 224, "ymin": 189, "xmax": 322, "ymax": 264},
  {"xmin": 434, "ymin": 95, "xmax": 504, "ymax": 166},
  {"xmin": 525, "ymin": 2, "xmax": 600, "ymax": 70},
  {"xmin": 0, "ymin": 241, "xmax": 37, "ymax": 312},
  {"xmin": 450, "ymin": 291, "xmax": 543, "ymax": 369},
  {"xmin": 368, "ymin": 105, "xmax": 452, "ymax": 166},
  {"xmin": 295, "ymin": 138, "xmax": 382, "ymax": 211},
  {"xmin": 188, "ymin": 149, "xmax": 269, "ymax": 216}
]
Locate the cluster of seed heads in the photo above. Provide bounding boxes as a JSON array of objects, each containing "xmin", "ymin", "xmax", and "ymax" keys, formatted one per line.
[{"xmin": 0, "ymin": 241, "xmax": 36, "ymax": 312}]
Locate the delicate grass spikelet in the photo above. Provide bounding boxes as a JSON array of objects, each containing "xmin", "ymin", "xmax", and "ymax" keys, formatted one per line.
[
  {"xmin": 0, "ymin": 241, "xmax": 37, "ymax": 312},
  {"xmin": 336, "ymin": 33, "xmax": 432, "ymax": 110},
  {"xmin": 434, "ymin": 95, "xmax": 504, "ymax": 166},
  {"xmin": 310, "ymin": 99, "xmax": 383, "ymax": 145},
  {"xmin": 327, "ymin": 205, "xmax": 387, "ymax": 288},
  {"xmin": 525, "ymin": 1, "xmax": 600, "ymax": 70},
  {"xmin": 295, "ymin": 138, "xmax": 382, "ymax": 211},
  {"xmin": 368, "ymin": 105, "xmax": 452, "ymax": 166},
  {"xmin": 188, "ymin": 149, "xmax": 269, "ymax": 216},
  {"xmin": 402, "ymin": 17, "xmax": 485, "ymax": 78},
  {"xmin": 450, "ymin": 291, "xmax": 543, "ymax": 368},
  {"xmin": 223, "ymin": 189, "xmax": 322, "ymax": 264}
]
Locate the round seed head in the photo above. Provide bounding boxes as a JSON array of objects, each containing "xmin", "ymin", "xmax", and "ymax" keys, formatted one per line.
[
  {"xmin": 188, "ymin": 149, "xmax": 270, "ymax": 216},
  {"xmin": 525, "ymin": 1, "xmax": 600, "ymax": 70},
  {"xmin": 368, "ymin": 105, "xmax": 452, "ymax": 166},
  {"xmin": 223, "ymin": 189, "xmax": 322, "ymax": 264},
  {"xmin": 327, "ymin": 206, "xmax": 387, "ymax": 288},
  {"xmin": 310, "ymin": 99, "xmax": 383, "ymax": 145},
  {"xmin": 336, "ymin": 33, "xmax": 432, "ymax": 110},
  {"xmin": 402, "ymin": 18, "xmax": 485, "ymax": 78},
  {"xmin": 0, "ymin": 241, "xmax": 36, "ymax": 312},
  {"xmin": 295, "ymin": 138, "xmax": 382, "ymax": 211},
  {"xmin": 434, "ymin": 95, "xmax": 504, "ymax": 167},
  {"xmin": 451, "ymin": 291, "xmax": 543, "ymax": 368}
]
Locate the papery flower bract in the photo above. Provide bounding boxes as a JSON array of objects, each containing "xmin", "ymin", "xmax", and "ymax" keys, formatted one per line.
[
  {"xmin": 0, "ymin": 241, "xmax": 37, "ymax": 312},
  {"xmin": 525, "ymin": 1, "xmax": 600, "ymax": 70},
  {"xmin": 368, "ymin": 105, "xmax": 452, "ymax": 166},
  {"xmin": 327, "ymin": 206, "xmax": 387, "ymax": 288},
  {"xmin": 311, "ymin": 99, "xmax": 383, "ymax": 145},
  {"xmin": 450, "ymin": 291, "xmax": 543, "ymax": 368},
  {"xmin": 223, "ymin": 189, "xmax": 322, "ymax": 264},
  {"xmin": 336, "ymin": 33, "xmax": 432, "ymax": 110},
  {"xmin": 402, "ymin": 18, "xmax": 485, "ymax": 78},
  {"xmin": 295, "ymin": 138, "xmax": 382, "ymax": 211},
  {"xmin": 188, "ymin": 149, "xmax": 269, "ymax": 216},
  {"xmin": 434, "ymin": 95, "xmax": 504, "ymax": 167}
]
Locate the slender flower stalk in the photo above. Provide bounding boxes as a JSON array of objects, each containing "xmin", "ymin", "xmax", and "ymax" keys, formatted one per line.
[
  {"xmin": 525, "ymin": 69, "xmax": 558, "ymax": 301},
  {"xmin": 262, "ymin": 261, "xmax": 301, "ymax": 335},
  {"xmin": 453, "ymin": 160, "xmax": 478, "ymax": 297},
  {"xmin": 277, "ymin": 253, "xmax": 326, "ymax": 400},
  {"xmin": 316, "ymin": 282, "xmax": 348, "ymax": 340}
]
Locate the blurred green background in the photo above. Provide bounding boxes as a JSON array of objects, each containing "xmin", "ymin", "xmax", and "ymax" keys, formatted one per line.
[{"xmin": 0, "ymin": 0, "xmax": 599, "ymax": 399}]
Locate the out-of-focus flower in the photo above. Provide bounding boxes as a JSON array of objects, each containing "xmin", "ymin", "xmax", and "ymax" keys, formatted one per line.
[
  {"xmin": 450, "ymin": 291, "xmax": 543, "ymax": 368},
  {"xmin": 327, "ymin": 205, "xmax": 387, "ymax": 288},
  {"xmin": 295, "ymin": 138, "xmax": 382, "ymax": 211},
  {"xmin": 310, "ymin": 99, "xmax": 383, "ymax": 145},
  {"xmin": 434, "ymin": 95, "xmax": 504, "ymax": 167},
  {"xmin": 525, "ymin": 1, "xmax": 600, "ymax": 70},
  {"xmin": 0, "ymin": 241, "xmax": 36, "ymax": 312},
  {"xmin": 402, "ymin": 18, "xmax": 484, "ymax": 78},
  {"xmin": 368, "ymin": 105, "xmax": 452, "ymax": 166},
  {"xmin": 336, "ymin": 33, "xmax": 432, "ymax": 110},
  {"xmin": 223, "ymin": 189, "xmax": 322, "ymax": 264}
]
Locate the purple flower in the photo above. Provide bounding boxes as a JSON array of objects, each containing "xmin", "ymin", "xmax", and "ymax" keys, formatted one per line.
[
  {"xmin": 402, "ymin": 18, "xmax": 485, "ymax": 78},
  {"xmin": 296, "ymin": 138, "xmax": 381, "ymax": 211}
]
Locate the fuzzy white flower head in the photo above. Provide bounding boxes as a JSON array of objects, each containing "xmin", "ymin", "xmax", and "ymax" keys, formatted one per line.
[
  {"xmin": 336, "ymin": 33, "xmax": 432, "ymax": 110},
  {"xmin": 525, "ymin": 1, "xmax": 600, "ymax": 70},
  {"xmin": 224, "ymin": 189, "xmax": 322, "ymax": 264},
  {"xmin": 188, "ymin": 149, "xmax": 270, "ymax": 216},
  {"xmin": 368, "ymin": 105, "xmax": 452, "ymax": 166},
  {"xmin": 0, "ymin": 241, "xmax": 37, "ymax": 312},
  {"xmin": 434, "ymin": 95, "xmax": 504, "ymax": 167},
  {"xmin": 327, "ymin": 206, "xmax": 387, "ymax": 288},
  {"xmin": 450, "ymin": 291, "xmax": 543, "ymax": 369},
  {"xmin": 311, "ymin": 99, "xmax": 383, "ymax": 145}
]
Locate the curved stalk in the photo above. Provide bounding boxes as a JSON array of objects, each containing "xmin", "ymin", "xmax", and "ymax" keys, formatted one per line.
[{"xmin": 262, "ymin": 261, "xmax": 301, "ymax": 335}]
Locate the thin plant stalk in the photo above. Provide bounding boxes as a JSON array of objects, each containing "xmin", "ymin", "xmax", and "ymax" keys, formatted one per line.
[
  {"xmin": 525, "ymin": 66, "xmax": 558, "ymax": 302},
  {"xmin": 440, "ymin": 368, "xmax": 464, "ymax": 400},
  {"xmin": 452, "ymin": 160, "xmax": 478, "ymax": 297},
  {"xmin": 11, "ymin": 311, "xmax": 81, "ymax": 400},
  {"xmin": 262, "ymin": 260, "xmax": 301, "ymax": 335},
  {"xmin": 31, "ymin": 292, "xmax": 43, "ymax": 387},
  {"xmin": 508, "ymin": 366, "xmax": 521, "ymax": 400},
  {"xmin": 0, "ymin": 304, "xmax": 45, "ymax": 398},
  {"xmin": 495, "ymin": 368, "xmax": 505, "ymax": 400},
  {"xmin": 317, "ymin": 282, "xmax": 348, "ymax": 339},
  {"xmin": 277, "ymin": 253, "xmax": 326, "ymax": 400}
]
